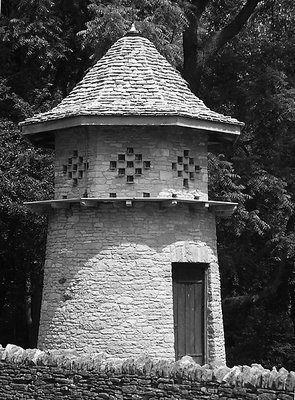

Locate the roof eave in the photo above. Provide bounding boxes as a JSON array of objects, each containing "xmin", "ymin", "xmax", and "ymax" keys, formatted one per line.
[
  {"xmin": 21, "ymin": 115, "xmax": 242, "ymax": 138},
  {"xmin": 24, "ymin": 197, "xmax": 238, "ymax": 217}
]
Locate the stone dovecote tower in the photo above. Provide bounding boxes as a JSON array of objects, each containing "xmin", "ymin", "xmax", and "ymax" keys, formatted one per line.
[{"xmin": 21, "ymin": 26, "xmax": 243, "ymax": 365}]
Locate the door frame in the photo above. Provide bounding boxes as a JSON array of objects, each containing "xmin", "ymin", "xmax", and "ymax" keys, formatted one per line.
[{"xmin": 172, "ymin": 262, "xmax": 208, "ymax": 364}]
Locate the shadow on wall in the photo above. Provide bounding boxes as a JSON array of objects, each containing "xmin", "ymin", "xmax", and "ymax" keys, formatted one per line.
[{"xmin": 38, "ymin": 202, "xmax": 219, "ymax": 355}]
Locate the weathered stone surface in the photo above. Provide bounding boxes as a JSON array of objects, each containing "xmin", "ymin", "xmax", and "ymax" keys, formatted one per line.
[
  {"xmin": 285, "ymin": 371, "xmax": 295, "ymax": 391},
  {"xmin": 201, "ymin": 365, "xmax": 213, "ymax": 382},
  {"xmin": 261, "ymin": 368, "xmax": 271, "ymax": 389},
  {"xmin": 214, "ymin": 366, "xmax": 231, "ymax": 383},
  {"xmin": 249, "ymin": 364, "xmax": 264, "ymax": 387},
  {"xmin": 23, "ymin": 348, "xmax": 45, "ymax": 365},
  {"xmin": 39, "ymin": 201, "xmax": 225, "ymax": 364},
  {"xmin": 258, "ymin": 393, "xmax": 277, "ymax": 400},
  {"xmin": 269, "ymin": 367, "xmax": 279, "ymax": 389},
  {"xmin": 53, "ymin": 126, "xmax": 209, "ymax": 200},
  {"xmin": 223, "ymin": 366, "xmax": 242, "ymax": 386},
  {"xmin": 2, "ymin": 344, "xmax": 25, "ymax": 363},
  {"xmin": 275, "ymin": 367, "xmax": 289, "ymax": 390},
  {"xmin": 0, "ymin": 350, "xmax": 295, "ymax": 400}
]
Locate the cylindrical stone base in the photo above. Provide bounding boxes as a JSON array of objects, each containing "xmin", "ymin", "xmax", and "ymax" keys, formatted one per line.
[{"xmin": 38, "ymin": 203, "xmax": 225, "ymax": 364}]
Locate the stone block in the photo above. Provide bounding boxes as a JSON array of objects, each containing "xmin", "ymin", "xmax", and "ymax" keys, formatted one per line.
[{"xmin": 213, "ymin": 366, "xmax": 231, "ymax": 383}]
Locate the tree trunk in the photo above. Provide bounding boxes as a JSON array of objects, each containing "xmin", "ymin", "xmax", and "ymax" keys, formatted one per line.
[
  {"xmin": 182, "ymin": 1, "xmax": 208, "ymax": 94},
  {"xmin": 25, "ymin": 275, "xmax": 34, "ymax": 347},
  {"xmin": 223, "ymin": 256, "xmax": 292, "ymax": 315},
  {"xmin": 182, "ymin": 19, "xmax": 203, "ymax": 94},
  {"xmin": 182, "ymin": 0, "xmax": 262, "ymax": 94}
]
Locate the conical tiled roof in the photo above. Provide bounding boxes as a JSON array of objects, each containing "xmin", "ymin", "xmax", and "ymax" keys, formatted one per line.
[{"xmin": 21, "ymin": 30, "xmax": 243, "ymax": 133}]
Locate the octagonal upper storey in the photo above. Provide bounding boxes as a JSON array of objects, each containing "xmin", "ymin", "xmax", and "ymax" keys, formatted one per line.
[{"xmin": 54, "ymin": 125, "xmax": 209, "ymax": 200}]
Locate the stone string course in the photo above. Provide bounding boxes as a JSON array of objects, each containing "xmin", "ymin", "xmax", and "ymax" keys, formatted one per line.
[{"xmin": 1, "ymin": 344, "xmax": 295, "ymax": 400}]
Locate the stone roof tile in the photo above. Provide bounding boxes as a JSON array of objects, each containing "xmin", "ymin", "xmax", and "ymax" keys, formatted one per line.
[{"xmin": 21, "ymin": 33, "xmax": 243, "ymax": 128}]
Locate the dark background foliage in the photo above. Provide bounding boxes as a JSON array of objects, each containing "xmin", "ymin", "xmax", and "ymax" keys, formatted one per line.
[{"xmin": 0, "ymin": 0, "xmax": 295, "ymax": 368}]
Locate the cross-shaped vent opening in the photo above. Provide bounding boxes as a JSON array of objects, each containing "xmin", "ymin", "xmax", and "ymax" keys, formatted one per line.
[{"xmin": 64, "ymin": 151, "xmax": 88, "ymax": 187}]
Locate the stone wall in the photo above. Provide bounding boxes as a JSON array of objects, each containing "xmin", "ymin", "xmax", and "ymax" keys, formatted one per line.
[
  {"xmin": 1, "ymin": 344, "xmax": 295, "ymax": 400},
  {"xmin": 39, "ymin": 202, "xmax": 225, "ymax": 364},
  {"xmin": 54, "ymin": 125, "xmax": 208, "ymax": 200}
]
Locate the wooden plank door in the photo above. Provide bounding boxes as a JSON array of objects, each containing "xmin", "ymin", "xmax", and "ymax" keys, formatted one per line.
[{"xmin": 172, "ymin": 263, "xmax": 206, "ymax": 364}]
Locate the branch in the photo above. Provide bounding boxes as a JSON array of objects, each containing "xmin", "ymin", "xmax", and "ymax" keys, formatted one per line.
[
  {"xmin": 222, "ymin": 255, "xmax": 290, "ymax": 313},
  {"xmin": 203, "ymin": 0, "xmax": 262, "ymax": 61},
  {"xmin": 196, "ymin": 0, "xmax": 211, "ymax": 16},
  {"xmin": 182, "ymin": 0, "xmax": 261, "ymax": 93},
  {"xmin": 185, "ymin": 0, "xmax": 211, "ymax": 17}
]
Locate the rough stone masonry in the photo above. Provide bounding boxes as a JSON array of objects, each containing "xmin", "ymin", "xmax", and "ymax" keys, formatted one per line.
[
  {"xmin": 40, "ymin": 203, "xmax": 224, "ymax": 362},
  {"xmin": 1, "ymin": 344, "xmax": 295, "ymax": 400}
]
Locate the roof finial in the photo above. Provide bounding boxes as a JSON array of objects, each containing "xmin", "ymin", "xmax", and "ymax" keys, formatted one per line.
[
  {"xmin": 130, "ymin": 22, "xmax": 137, "ymax": 33},
  {"xmin": 125, "ymin": 22, "xmax": 140, "ymax": 37}
]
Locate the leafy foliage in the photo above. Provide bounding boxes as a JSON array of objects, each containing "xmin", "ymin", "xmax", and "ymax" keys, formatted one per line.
[
  {"xmin": 204, "ymin": 0, "xmax": 295, "ymax": 366},
  {"xmin": 0, "ymin": 120, "xmax": 53, "ymax": 347},
  {"xmin": 79, "ymin": 0, "xmax": 187, "ymax": 65}
]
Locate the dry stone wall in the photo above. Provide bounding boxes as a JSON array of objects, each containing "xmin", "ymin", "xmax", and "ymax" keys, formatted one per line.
[
  {"xmin": 54, "ymin": 125, "xmax": 208, "ymax": 200},
  {"xmin": 1, "ymin": 344, "xmax": 295, "ymax": 400}
]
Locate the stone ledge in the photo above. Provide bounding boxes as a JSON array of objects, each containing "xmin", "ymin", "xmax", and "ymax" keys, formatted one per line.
[
  {"xmin": 24, "ymin": 197, "xmax": 237, "ymax": 217},
  {"xmin": 1, "ymin": 344, "xmax": 294, "ymax": 391}
]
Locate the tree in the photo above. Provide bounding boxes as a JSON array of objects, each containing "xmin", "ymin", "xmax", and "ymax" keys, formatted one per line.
[
  {"xmin": 182, "ymin": 0, "xmax": 263, "ymax": 93},
  {"xmin": 79, "ymin": 1, "xmax": 264, "ymax": 93},
  {"xmin": 0, "ymin": 120, "xmax": 53, "ymax": 347},
  {"xmin": 78, "ymin": 0, "xmax": 187, "ymax": 66},
  {"xmin": 204, "ymin": 0, "xmax": 295, "ymax": 366}
]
